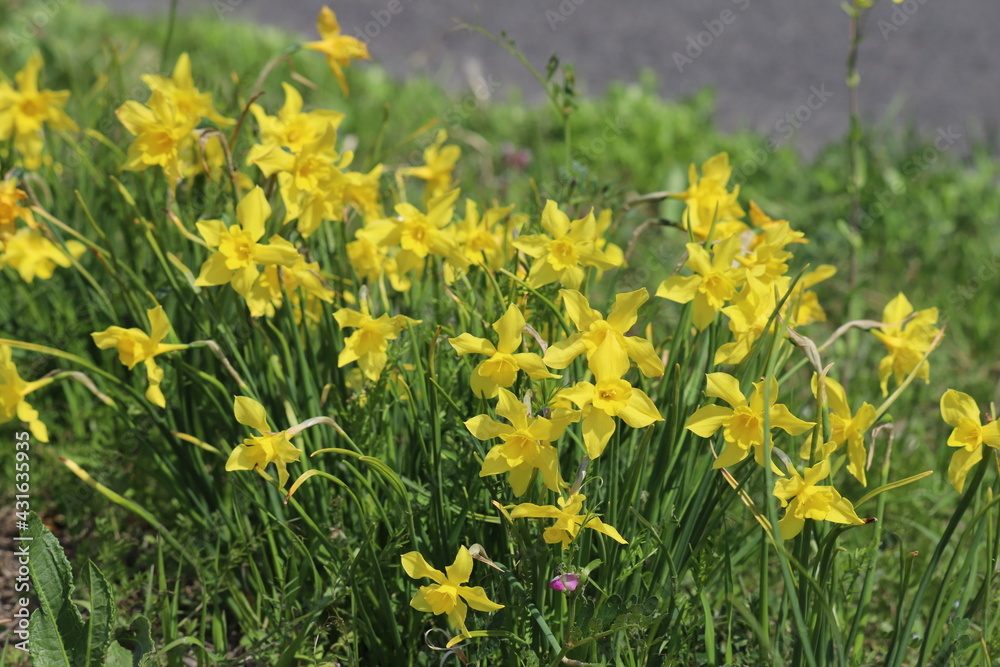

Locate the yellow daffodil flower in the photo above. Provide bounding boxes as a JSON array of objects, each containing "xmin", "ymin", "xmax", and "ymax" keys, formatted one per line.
[
  {"xmin": 249, "ymin": 122, "xmax": 382, "ymax": 236},
  {"xmin": 401, "ymin": 546, "xmax": 504, "ymax": 648},
  {"xmin": 510, "ymin": 492, "xmax": 627, "ymax": 549},
  {"xmin": 513, "ymin": 200, "xmax": 621, "ymax": 290},
  {"xmin": 401, "ymin": 130, "xmax": 461, "ymax": 199},
  {"xmin": 465, "ymin": 388, "xmax": 578, "ymax": 495},
  {"xmin": 0, "ymin": 344, "xmax": 54, "ymax": 441},
  {"xmin": 249, "ymin": 82, "xmax": 344, "ymax": 153},
  {"xmin": 714, "ymin": 279, "xmax": 784, "ymax": 366},
  {"xmin": 556, "ymin": 337, "xmax": 662, "ymax": 458},
  {"xmin": 362, "ymin": 188, "xmax": 467, "ymax": 274},
  {"xmin": 304, "ymin": 6, "xmax": 371, "ymax": 96},
  {"xmin": 871, "ymin": 292, "xmax": 941, "ymax": 396},
  {"xmin": 334, "ymin": 300, "xmax": 420, "ymax": 381},
  {"xmin": 451, "ymin": 198, "xmax": 514, "ymax": 272},
  {"xmin": 225, "ymin": 396, "xmax": 303, "ymax": 490},
  {"xmin": 773, "ymin": 459, "xmax": 866, "ymax": 540},
  {"xmin": 0, "ymin": 52, "xmax": 78, "ymax": 170},
  {"xmin": 248, "ymin": 127, "xmax": 343, "ymax": 236},
  {"xmin": 116, "ymin": 90, "xmax": 200, "ymax": 187},
  {"xmin": 339, "ymin": 164, "xmax": 383, "ymax": 218},
  {"xmin": 0, "ymin": 228, "xmax": 85, "ymax": 283},
  {"xmin": 142, "ymin": 53, "xmax": 233, "ymax": 127},
  {"xmin": 672, "ymin": 153, "xmax": 748, "ymax": 242},
  {"xmin": 686, "ymin": 372, "xmax": 814, "ymax": 471},
  {"xmin": 940, "ymin": 389, "xmax": 1000, "ymax": 493},
  {"xmin": 0, "ymin": 178, "xmax": 35, "ymax": 241},
  {"xmin": 737, "ymin": 224, "xmax": 801, "ymax": 287},
  {"xmin": 809, "ymin": 375, "xmax": 876, "ymax": 485},
  {"xmin": 449, "ymin": 304, "xmax": 558, "ymax": 398},
  {"xmin": 656, "ymin": 234, "xmax": 745, "ymax": 331},
  {"xmin": 346, "ymin": 231, "xmax": 411, "ymax": 292},
  {"xmin": 544, "ymin": 288, "xmax": 664, "ymax": 378},
  {"xmin": 242, "ymin": 256, "xmax": 335, "ymax": 320},
  {"xmin": 91, "ymin": 306, "xmax": 188, "ymax": 408},
  {"xmin": 784, "ymin": 265, "xmax": 836, "ymax": 327},
  {"xmin": 194, "ymin": 187, "xmax": 301, "ymax": 299}
]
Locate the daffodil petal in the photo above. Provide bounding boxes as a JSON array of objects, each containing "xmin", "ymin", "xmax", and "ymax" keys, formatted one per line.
[
  {"xmin": 401, "ymin": 551, "xmax": 447, "ymax": 585},
  {"xmin": 940, "ymin": 389, "xmax": 979, "ymax": 428},
  {"xmin": 449, "ymin": 333, "xmax": 496, "ymax": 357},
  {"xmin": 607, "ymin": 288, "xmax": 647, "ymax": 333},
  {"xmin": 705, "ymin": 372, "xmax": 746, "ymax": 408}
]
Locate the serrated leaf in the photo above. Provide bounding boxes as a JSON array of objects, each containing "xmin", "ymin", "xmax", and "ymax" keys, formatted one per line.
[
  {"xmin": 82, "ymin": 562, "xmax": 115, "ymax": 666},
  {"xmin": 26, "ymin": 512, "xmax": 83, "ymax": 667}
]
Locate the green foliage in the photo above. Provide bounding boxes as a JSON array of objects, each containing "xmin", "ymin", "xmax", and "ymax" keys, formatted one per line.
[
  {"xmin": 1, "ymin": 1, "xmax": 999, "ymax": 666},
  {"xmin": 25, "ymin": 513, "xmax": 154, "ymax": 667}
]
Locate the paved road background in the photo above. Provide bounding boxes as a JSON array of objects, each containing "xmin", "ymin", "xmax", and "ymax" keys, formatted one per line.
[{"xmin": 86, "ymin": 0, "xmax": 998, "ymax": 157}]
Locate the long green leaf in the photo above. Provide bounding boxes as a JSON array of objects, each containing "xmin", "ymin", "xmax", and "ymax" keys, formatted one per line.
[{"xmin": 81, "ymin": 562, "xmax": 114, "ymax": 667}]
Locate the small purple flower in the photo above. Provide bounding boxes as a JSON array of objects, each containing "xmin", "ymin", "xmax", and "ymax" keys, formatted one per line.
[{"xmin": 548, "ymin": 573, "xmax": 579, "ymax": 592}]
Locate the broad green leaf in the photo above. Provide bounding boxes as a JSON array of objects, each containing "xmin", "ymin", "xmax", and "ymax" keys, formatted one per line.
[{"xmin": 27, "ymin": 512, "xmax": 83, "ymax": 667}]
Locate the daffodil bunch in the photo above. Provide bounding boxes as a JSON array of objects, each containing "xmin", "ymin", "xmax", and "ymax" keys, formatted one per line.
[
  {"xmin": 248, "ymin": 106, "xmax": 381, "ymax": 237},
  {"xmin": 116, "ymin": 53, "xmax": 235, "ymax": 190},
  {"xmin": 670, "ymin": 152, "xmax": 747, "ymax": 241},
  {"xmin": 547, "ymin": 289, "xmax": 664, "ymax": 459}
]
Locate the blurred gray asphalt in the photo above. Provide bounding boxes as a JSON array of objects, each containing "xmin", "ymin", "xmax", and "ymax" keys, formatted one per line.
[{"xmin": 86, "ymin": 0, "xmax": 999, "ymax": 157}]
